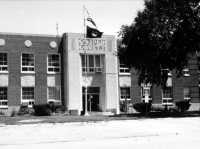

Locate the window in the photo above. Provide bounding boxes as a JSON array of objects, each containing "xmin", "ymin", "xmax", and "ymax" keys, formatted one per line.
[
  {"xmin": 162, "ymin": 87, "xmax": 173, "ymax": 105},
  {"xmin": 0, "ymin": 87, "xmax": 7, "ymax": 108},
  {"xmin": 119, "ymin": 64, "xmax": 130, "ymax": 74},
  {"xmin": 183, "ymin": 68, "xmax": 190, "ymax": 76},
  {"xmin": 22, "ymin": 87, "xmax": 34, "ymax": 107},
  {"xmin": 120, "ymin": 87, "xmax": 131, "ymax": 100},
  {"xmin": 81, "ymin": 55, "xmax": 103, "ymax": 73},
  {"xmin": 47, "ymin": 87, "xmax": 61, "ymax": 103},
  {"xmin": 141, "ymin": 84, "xmax": 152, "ymax": 102},
  {"xmin": 0, "ymin": 53, "xmax": 8, "ymax": 72},
  {"xmin": 48, "ymin": 54, "xmax": 60, "ymax": 73},
  {"xmin": 184, "ymin": 88, "xmax": 191, "ymax": 100},
  {"xmin": 22, "ymin": 53, "xmax": 34, "ymax": 72}
]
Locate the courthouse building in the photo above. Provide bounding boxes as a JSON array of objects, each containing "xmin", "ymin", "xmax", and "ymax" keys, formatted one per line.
[
  {"xmin": 0, "ymin": 31, "xmax": 199, "ymax": 116},
  {"xmin": 0, "ymin": 32, "xmax": 120, "ymax": 115}
]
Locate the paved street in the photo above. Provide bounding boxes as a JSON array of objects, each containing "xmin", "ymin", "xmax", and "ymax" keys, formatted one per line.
[{"xmin": 0, "ymin": 117, "xmax": 200, "ymax": 149}]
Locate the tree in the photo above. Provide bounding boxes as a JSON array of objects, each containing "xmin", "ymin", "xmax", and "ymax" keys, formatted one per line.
[{"xmin": 118, "ymin": 0, "xmax": 200, "ymax": 86}]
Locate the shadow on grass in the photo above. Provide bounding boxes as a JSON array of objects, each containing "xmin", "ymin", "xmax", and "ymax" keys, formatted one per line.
[{"xmin": 111, "ymin": 111, "xmax": 200, "ymax": 119}]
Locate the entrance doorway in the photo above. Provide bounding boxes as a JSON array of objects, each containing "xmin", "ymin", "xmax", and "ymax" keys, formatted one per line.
[{"xmin": 82, "ymin": 87, "xmax": 100, "ymax": 113}]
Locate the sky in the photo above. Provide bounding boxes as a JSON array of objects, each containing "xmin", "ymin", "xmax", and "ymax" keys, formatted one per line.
[{"xmin": 0, "ymin": 0, "xmax": 145, "ymax": 37}]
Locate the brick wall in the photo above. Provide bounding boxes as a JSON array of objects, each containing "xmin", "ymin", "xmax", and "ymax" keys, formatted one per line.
[{"xmin": 0, "ymin": 33, "xmax": 62, "ymax": 107}]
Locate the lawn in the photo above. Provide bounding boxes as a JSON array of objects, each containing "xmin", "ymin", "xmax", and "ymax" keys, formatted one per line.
[{"xmin": 0, "ymin": 111, "xmax": 200, "ymax": 125}]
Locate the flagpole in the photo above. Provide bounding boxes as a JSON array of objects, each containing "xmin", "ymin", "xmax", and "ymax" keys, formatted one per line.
[{"xmin": 83, "ymin": 5, "xmax": 89, "ymax": 116}]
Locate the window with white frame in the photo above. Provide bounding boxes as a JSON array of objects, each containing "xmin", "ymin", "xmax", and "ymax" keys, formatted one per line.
[
  {"xmin": 81, "ymin": 55, "xmax": 103, "ymax": 73},
  {"xmin": 162, "ymin": 87, "xmax": 173, "ymax": 105},
  {"xmin": 22, "ymin": 87, "xmax": 34, "ymax": 107},
  {"xmin": 47, "ymin": 54, "xmax": 60, "ymax": 73},
  {"xmin": 119, "ymin": 64, "xmax": 130, "ymax": 74},
  {"xmin": 47, "ymin": 87, "xmax": 61, "ymax": 103},
  {"xmin": 120, "ymin": 87, "xmax": 131, "ymax": 100},
  {"xmin": 0, "ymin": 53, "xmax": 8, "ymax": 72},
  {"xmin": 183, "ymin": 68, "xmax": 190, "ymax": 76},
  {"xmin": 0, "ymin": 87, "xmax": 7, "ymax": 108},
  {"xmin": 21, "ymin": 53, "xmax": 34, "ymax": 72},
  {"xmin": 183, "ymin": 87, "xmax": 191, "ymax": 100},
  {"xmin": 141, "ymin": 84, "xmax": 152, "ymax": 103}
]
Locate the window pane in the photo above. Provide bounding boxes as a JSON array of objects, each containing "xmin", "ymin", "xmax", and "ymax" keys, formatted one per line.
[
  {"xmin": 163, "ymin": 87, "xmax": 172, "ymax": 98},
  {"xmin": 95, "ymin": 55, "xmax": 100, "ymax": 67},
  {"xmin": 88, "ymin": 55, "xmax": 94, "ymax": 67},
  {"xmin": 48, "ymin": 87, "xmax": 60, "ymax": 100},
  {"xmin": 48, "ymin": 54, "xmax": 60, "ymax": 72},
  {"xmin": 120, "ymin": 87, "xmax": 130, "ymax": 98},
  {"xmin": 184, "ymin": 88, "xmax": 190, "ymax": 98},
  {"xmin": 0, "ymin": 87, "xmax": 7, "ymax": 100},
  {"xmin": 0, "ymin": 53, "xmax": 8, "ymax": 72},
  {"xmin": 22, "ymin": 53, "xmax": 34, "ymax": 72},
  {"xmin": 22, "ymin": 87, "xmax": 34, "ymax": 99},
  {"xmin": 81, "ymin": 55, "xmax": 86, "ymax": 68}
]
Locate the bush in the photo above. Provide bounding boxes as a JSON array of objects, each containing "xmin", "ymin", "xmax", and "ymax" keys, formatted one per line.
[
  {"xmin": 18, "ymin": 105, "xmax": 34, "ymax": 115},
  {"xmin": 33, "ymin": 104, "xmax": 51, "ymax": 116},
  {"xmin": 48, "ymin": 102, "xmax": 66, "ymax": 113},
  {"xmin": 175, "ymin": 100, "xmax": 191, "ymax": 112},
  {"xmin": 55, "ymin": 105, "xmax": 66, "ymax": 113},
  {"xmin": 133, "ymin": 102, "xmax": 152, "ymax": 114}
]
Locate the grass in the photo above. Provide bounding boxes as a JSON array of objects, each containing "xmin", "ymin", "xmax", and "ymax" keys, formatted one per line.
[{"xmin": 0, "ymin": 111, "xmax": 200, "ymax": 125}]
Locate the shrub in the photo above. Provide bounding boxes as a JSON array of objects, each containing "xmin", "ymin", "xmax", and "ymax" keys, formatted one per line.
[
  {"xmin": 18, "ymin": 105, "xmax": 34, "ymax": 115},
  {"xmin": 10, "ymin": 110, "xmax": 17, "ymax": 117},
  {"xmin": 133, "ymin": 102, "xmax": 152, "ymax": 114},
  {"xmin": 33, "ymin": 104, "xmax": 51, "ymax": 116},
  {"xmin": 151, "ymin": 104, "xmax": 165, "ymax": 112},
  {"xmin": 48, "ymin": 102, "xmax": 66, "ymax": 113},
  {"xmin": 175, "ymin": 100, "xmax": 191, "ymax": 112},
  {"xmin": 55, "ymin": 105, "xmax": 66, "ymax": 113}
]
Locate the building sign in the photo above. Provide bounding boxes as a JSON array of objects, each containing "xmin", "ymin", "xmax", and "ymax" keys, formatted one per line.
[{"xmin": 78, "ymin": 38, "xmax": 106, "ymax": 51}]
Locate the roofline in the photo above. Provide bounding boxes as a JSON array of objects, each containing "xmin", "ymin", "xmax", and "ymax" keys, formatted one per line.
[{"xmin": 0, "ymin": 32, "xmax": 62, "ymax": 38}]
